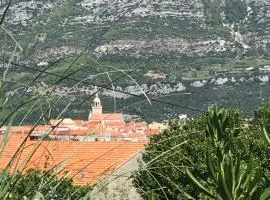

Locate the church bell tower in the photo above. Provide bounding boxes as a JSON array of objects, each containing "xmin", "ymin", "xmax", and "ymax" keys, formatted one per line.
[{"xmin": 88, "ymin": 93, "xmax": 102, "ymax": 120}]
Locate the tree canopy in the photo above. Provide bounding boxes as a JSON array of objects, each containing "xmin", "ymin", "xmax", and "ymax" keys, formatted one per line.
[{"xmin": 134, "ymin": 105, "xmax": 270, "ymax": 199}]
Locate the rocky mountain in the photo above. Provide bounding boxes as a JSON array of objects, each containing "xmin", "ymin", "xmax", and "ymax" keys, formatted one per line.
[{"xmin": 0, "ymin": 0, "xmax": 270, "ymax": 122}]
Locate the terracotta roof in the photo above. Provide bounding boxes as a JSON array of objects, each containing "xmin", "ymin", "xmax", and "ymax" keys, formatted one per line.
[
  {"xmin": 89, "ymin": 113, "xmax": 124, "ymax": 122},
  {"xmin": 86, "ymin": 121, "xmax": 101, "ymax": 127},
  {"xmin": 8, "ymin": 126, "xmax": 32, "ymax": 134},
  {"xmin": 120, "ymin": 126, "xmax": 135, "ymax": 133},
  {"xmin": 51, "ymin": 128, "xmax": 89, "ymax": 136},
  {"xmin": 103, "ymin": 121, "xmax": 125, "ymax": 127},
  {"xmin": 126, "ymin": 121, "xmax": 136, "ymax": 127},
  {"xmin": 143, "ymin": 129, "xmax": 149, "ymax": 134},
  {"xmin": 102, "ymin": 127, "xmax": 121, "ymax": 137},
  {"xmin": 85, "ymin": 122, "xmax": 102, "ymax": 134},
  {"xmin": 1, "ymin": 125, "xmax": 50, "ymax": 135},
  {"xmin": 73, "ymin": 120, "xmax": 86, "ymax": 125},
  {"xmin": 69, "ymin": 129, "xmax": 89, "ymax": 136},
  {"xmin": 0, "ymin": 135, "xmax": 146, "ymax": 185}
]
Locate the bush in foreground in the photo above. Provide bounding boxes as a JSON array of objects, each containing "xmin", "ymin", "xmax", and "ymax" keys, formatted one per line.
[
  {"xmin": 134, "ymin": 106, "xmax": 270, "ymax": 199},
  {"xmin": 0, "ymin": 169, "xmax": 91, "ymax": 200}
]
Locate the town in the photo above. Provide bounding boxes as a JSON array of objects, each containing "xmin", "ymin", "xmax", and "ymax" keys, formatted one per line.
[
  {"xmin": 0, "ymin": 94, "xmax": 168, "ymax": 185},
  {"xmin": 1, "ymin": 0, "xmax": 270, "ymax": 199}
]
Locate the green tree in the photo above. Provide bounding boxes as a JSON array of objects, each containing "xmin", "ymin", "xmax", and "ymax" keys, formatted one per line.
[
  {"xmin": 202, "ymin": 0, "xmax": 223, "ymax": 27},
  {"xmin": 255, "ymin": 103, "xmax": 270, "ymax": 132},
  {"xmin": 133, "ymin": 106, "xmax": 270, "ymax": 199},
  {"xmin": 185, "ymin": 107, "xmax": 267, "ymax": 199},
  {"xmin": 224, "ymin": 0, "xmax": 248, "ymax": 24}
]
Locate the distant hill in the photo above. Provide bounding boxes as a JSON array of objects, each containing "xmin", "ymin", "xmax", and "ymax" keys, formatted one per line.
[{"xmin": 1, "ymin": 0, "xmax": 270, "ymax": 122}]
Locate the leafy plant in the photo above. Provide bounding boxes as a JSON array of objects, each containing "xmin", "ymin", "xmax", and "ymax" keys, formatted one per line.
[
  {"xmin": 0, "ymin": 169, "xmax": 91, "ymax": 200},
  {"xmin": 185, "ymin": 107, "xmax": 264, "ymax": 199},
  {"xmin": 134, "ymin": 106, "xmax": 270, "ymax": 199},
  {"xmin": 255, "ymin": 104, "xmax": 270, "ymax": 132}
]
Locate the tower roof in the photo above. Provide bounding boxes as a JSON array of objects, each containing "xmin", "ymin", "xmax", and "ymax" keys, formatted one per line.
[{"xmin": 93, "ymin": 93, "xmax": 101, "ymax": 105}]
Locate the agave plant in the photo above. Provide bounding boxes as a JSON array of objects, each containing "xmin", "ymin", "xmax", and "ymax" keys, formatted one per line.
[{"xmin": 185, "ymin": 107, "xmax": 269, "ymax": 200}]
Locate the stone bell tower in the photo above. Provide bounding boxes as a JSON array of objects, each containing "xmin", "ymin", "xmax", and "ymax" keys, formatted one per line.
[{"xmin": 88, "ymin": 93, "xmax": 102, "ymax": 120}]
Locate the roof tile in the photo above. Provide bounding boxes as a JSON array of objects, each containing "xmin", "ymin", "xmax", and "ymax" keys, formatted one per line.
[{"xmin": 0, "ymin": 136, "xmax": 146, "ymax": 185}]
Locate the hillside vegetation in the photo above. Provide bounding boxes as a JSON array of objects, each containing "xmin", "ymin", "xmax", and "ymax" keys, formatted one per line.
[
  {"xmin": 134, "ymin": 105, "xmax": 270, "ymax": 199},
  {"xmin": 1, "ymin": 0, "xmax": 270, "ymax": 122}
]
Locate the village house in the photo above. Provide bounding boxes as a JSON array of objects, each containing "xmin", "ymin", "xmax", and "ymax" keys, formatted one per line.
[
  {"xmin": 27, "ymin": 93, "xmax": 162, "ymax": 141},
  {"xmin": 0, "ymin": 94, "xmax": 167, "ymax": 187},
  {"xmin": 0, "ymin": 94, "xmax": 166, "ymax": 141}
]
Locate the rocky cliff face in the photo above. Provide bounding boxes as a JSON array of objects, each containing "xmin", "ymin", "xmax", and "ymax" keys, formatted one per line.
[
  {"xmin": 1, "ymin": 0, "xmax": 269, "ymax": 61},
  {"xmin": 1, "ymin": 0, "xmax": 270, "ymax": 122}
]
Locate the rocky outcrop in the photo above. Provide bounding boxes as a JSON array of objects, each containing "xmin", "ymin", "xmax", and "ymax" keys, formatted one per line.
[{"xmin": 1, "ymin": 0, "xmax": 269, "ymax": 61}]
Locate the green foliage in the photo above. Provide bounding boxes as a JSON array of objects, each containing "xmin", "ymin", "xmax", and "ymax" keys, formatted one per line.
[
  {"xmin": 186, "ymin": 107, "xmax": 265, "ymax": 199},
  {"xmin": 202, "ymin": 0, "xmax": 248, "ymax": 26},
  {"xmin": 50, "ymin": 4, "xmax": 81, "ymax": 18},
  {"xmin": 202, "ymin": 0, "xmax": 223, "ymax": 27},
  {"xmin": 134, "ymin": 106, "xmax": 270, "ymax": 199},
  {"xmin": 133, "ymin": 114, "xmax": 210, "ymax": 199},
  {"xmin": 255, "ymin": 104, "xmax": 270, "ymax": 132},
  {"xmin": 224, "ymin": 0, "xmax": 248, "ymax": 24},
  {"xmin": 0, "ymin": 169, "xmax": 91, "ymax": 200},
  {"xmin": 202, "ymin": 0, "xmax": 248, "ymax": 38}
]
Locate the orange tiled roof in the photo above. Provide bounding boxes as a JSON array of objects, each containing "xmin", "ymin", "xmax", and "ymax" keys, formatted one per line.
[
  {"xmin": 120, "ymin": 126, "xmax": 135, "ymax": 133},
  {"xmin": 8, "ymin": 126, "xmax": 32, "ymax": 134},
  {"xmin": 85, "ymin": 122, "xmax": 102, "ymax": 134},
  {"xmin": 0, "ymin": 135, "xmax": 146, "ymax": 185},
  {"xmin": 73, "ymin": 120, "xmax": 86, "ymax": 126},
  {"xmin": 2, "ymin": 125, "xmax": 50, "ymax": 135},
  {"xmin": 128, "ymin": 132, "xmax": 145, "ymax": 139},
  {"xmin": 143, "ymin": 129, "xmax": 149, "ymax": 134},
  {"xmin": 103, "ymin": 121, "xmax": 125, "ymax": 127},
  {"xmin": 51, "ymin": 128, "xmax": 89, "ymax": 136},
  {"xmin": 86, "ymin": 121, "xmax": 101, "ymax": 127},
  {"xmin": 126, "ymin": 121, "xmax": 136, "ymax": 127},
  {"xmin": 89, "ymin": 113, "xmax": 124, "ymax": 122},
  {"xmin": 70, "ymin": 129, "xmax": 88, "ymax": 136}
]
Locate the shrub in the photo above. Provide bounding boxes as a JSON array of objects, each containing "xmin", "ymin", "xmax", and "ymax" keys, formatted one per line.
[
  {"xmin": 0, "ymin": 169, "xmax": 91, "ymax": 200},
  {"xmin": 133, "ymin": 106, "xmax": 270, "ymax": 199}
]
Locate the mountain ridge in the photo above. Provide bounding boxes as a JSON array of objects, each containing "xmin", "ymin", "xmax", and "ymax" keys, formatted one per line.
[{"xmin": 0, "ymin": 0, "xmax": 270, "ymax": 122}]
